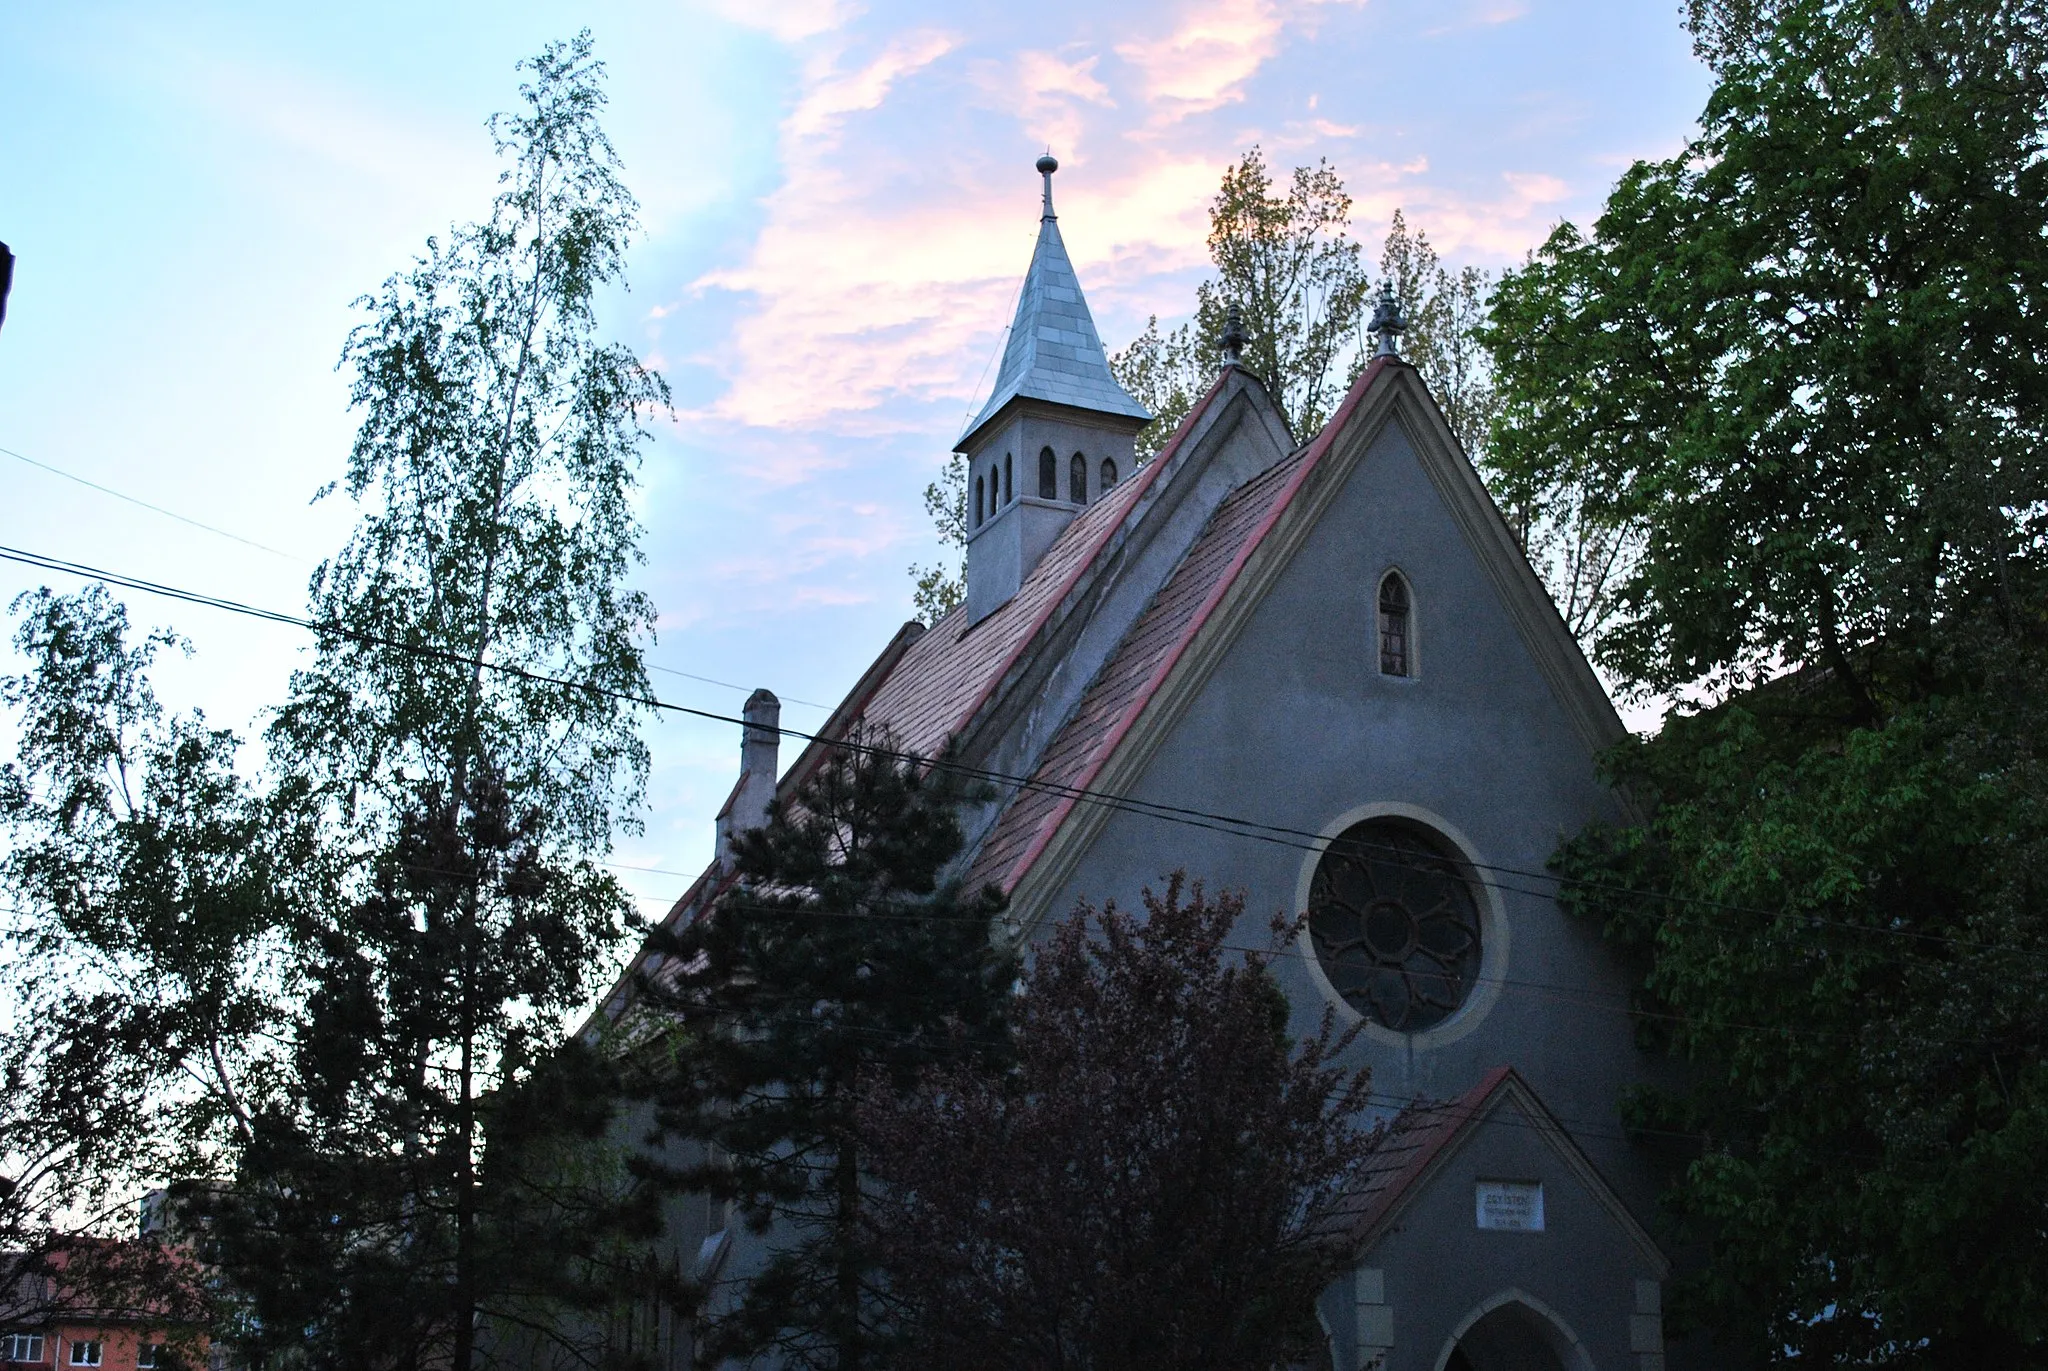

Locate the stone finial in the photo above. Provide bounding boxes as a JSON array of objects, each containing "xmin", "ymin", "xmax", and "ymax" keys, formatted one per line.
[
  {"xmin": 1368, "ymin": 281, "xmax": 1407, "ymax": 358},
  {"xmin": 1037, "ymin": 152, "xmax": 1059, "ymax": 219},
  {"xmin": 1220, "ymin": 304, "xmax": 1248, "ymax": 371}
]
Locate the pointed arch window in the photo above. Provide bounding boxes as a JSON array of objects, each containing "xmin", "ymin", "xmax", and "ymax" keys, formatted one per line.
[
  {"xmin": 1100, "ymin": 457, "xmax": 1118, "ymax": 491},
  {"xmin": 1070, "ymin": 453, "xmax": 1088, "ymax": 504},
  {"xmin": 974, "ymin": 475, "xmax": 985, "ymax": 529},
  {"xmin": 1004, "ymin": 453, "xmax": 1013, "ymax": 504},
  {"xmin": 1039, "ymin": 448, "xmax": 1057, "ymax": 500},
  {"xmin": 1378, "ymin": 571, "xmax": 1411, "ymax": 677}
]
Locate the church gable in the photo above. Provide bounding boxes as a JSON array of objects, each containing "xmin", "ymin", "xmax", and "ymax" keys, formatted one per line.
[
  {"xmin": 985, "ymin": 354, "xmax": 1624, "ymax": 931},
  {"xmin": 1324, "ymin": 1070, "xmax": 1667, "ymax": 1371}
]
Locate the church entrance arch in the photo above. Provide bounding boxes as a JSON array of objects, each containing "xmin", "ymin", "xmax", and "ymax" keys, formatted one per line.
[{"xmin": 1434, "ymin": 1291, "xmax": 1594, "ymax": 1371}]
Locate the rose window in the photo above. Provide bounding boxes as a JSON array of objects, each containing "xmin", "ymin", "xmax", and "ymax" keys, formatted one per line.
[{"xmin": 1307, "ymin": 819, "xmax": 1483, "ymax": 1032}]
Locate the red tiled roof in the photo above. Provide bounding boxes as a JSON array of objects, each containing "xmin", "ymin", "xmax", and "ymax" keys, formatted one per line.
[
  {"xmin": 1316, "ymin": 1067, "xmax": 1514, "ymax": 1249},
  {"xmin": 853, "ymin": 375, "xmax": 1231, "ymax": 758},
  {"xmin": 961, "ymin": 357, "xmax": 1394, "ymax": 896},
  {"xmin": 962, "ymin": 448, "xmax": 1307, "ymax": 891}
]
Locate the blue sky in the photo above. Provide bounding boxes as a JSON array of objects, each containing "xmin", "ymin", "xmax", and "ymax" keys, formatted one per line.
[{"xmin": 0, "ymin": 0, "xmax": 1709, "ymax": 921}]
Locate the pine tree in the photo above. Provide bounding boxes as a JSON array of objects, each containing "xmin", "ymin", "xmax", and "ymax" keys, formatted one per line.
[{"xmin": 638, "ymin": 734, "xmax": 1014, "ymax": 1371}]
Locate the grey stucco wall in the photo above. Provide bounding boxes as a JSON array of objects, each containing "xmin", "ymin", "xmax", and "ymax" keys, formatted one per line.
[
  {"xmin": 1333, "ymin": 1113, "xmax": 1663, "ymax": 1371},
  {"xmin": 1031, "ymin": 414, "xmax": 1669, "ymax": 1365}
]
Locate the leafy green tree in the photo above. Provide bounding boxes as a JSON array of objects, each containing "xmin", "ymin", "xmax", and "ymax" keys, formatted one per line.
[
  {"xmin": 209, "ymin": 32, "xmax": 677, "ymax": 1370},
  {"xmin": 1487, "ymin": 0, "xmax": 2048, "ymax": 1358},
  {"xmin": 639, "ymin": 734, "xmax": 1014, "ymax": 1371},
  {"xmin": 1111, "ymin": 147, "xmax": 1372, "ymax": 453},
  {"xmin": 0, "ymin": 586, "xmax": 303, "ymax": 1332},
  {"xmin": 906, "ymin": 453, "xmax": 966, "ymax": 625}
]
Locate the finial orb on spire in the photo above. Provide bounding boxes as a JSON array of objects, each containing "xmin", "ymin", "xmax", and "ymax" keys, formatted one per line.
[{"xmin": 1036, "ymin": 153, "xmax": 1059, "ymax": 175}]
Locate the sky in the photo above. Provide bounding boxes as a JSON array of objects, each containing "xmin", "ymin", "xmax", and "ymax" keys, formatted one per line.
[{"xmin": 0, "ymin": 0, "xmax": 1711, "ymax": 928}]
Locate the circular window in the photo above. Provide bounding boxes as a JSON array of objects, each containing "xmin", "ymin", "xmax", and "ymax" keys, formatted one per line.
[{"xmin": 1307, "ymin": 819, "xmax": 1483, "ymax": 1032}]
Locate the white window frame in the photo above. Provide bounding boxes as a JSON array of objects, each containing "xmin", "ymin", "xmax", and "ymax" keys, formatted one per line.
[
  {"xmin": 3, "ymin": 1333, "xmax": 47, "ymax": 1363},
  {"xmin": 137, "ymin": 1345, "xmax": 161, "ymax": 1370},
  {"xmin": 67, "ymin": 1341, "xmax": 101, "ymax": 1368}
]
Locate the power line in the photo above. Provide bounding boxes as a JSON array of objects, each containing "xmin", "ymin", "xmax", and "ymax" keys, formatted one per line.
[
  {"xmin": 0, "ymin": 539, "xmax": 2033, "ymax": 965},
  {"xmin": 0, "ymin": 442, "xmax": 836, "ymax": 712},
  {"xmin": 0, "ymin": 443, "xmax": 308, "ymax": 564},
  {"xmin": 644, "ymin": 662, "xmax": 831, "ymax": 713}
]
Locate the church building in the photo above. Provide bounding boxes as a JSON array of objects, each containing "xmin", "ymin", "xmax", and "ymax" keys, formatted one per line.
[{"xmin": 612, "ymin": 155, "xmax": 1675, "ymax": 1371}]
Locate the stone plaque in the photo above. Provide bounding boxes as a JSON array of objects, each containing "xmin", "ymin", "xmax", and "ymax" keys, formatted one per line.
[{"xmin": 1475, "ymin": 1180, "xmax": 1544, "ymax": 1231}]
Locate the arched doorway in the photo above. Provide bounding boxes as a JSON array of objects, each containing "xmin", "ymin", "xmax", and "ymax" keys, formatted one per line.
[{"xmin": 1437, "ymin": 1293, "xmax": 1593, "ymax": 1371}]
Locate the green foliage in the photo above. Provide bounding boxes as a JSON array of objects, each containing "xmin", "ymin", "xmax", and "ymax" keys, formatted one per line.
[
  {"xmin": 0, "ymin": 586, "xmax": 306, "ymax": 1328},
  {"xmin": 199, "ymin": 32, "xmax": 677, "ymax": 1370},
  {"xmin": 1493, "ymin": 0, "xmax": 2048, "ymax": 1358},
  {"xmin": 1484, "ymin": 0, "xmax": 2048, "ymax": 702},
  {"xmin": 639, "ymin": 734, "xmax": 1014, "ymax": 1371},
  {"xmin": 1109, "ymin": 147, "xmax": 1372, "ymax": 452},
  {"xmin": 906, "ymin": 452, "xmax": 966, "ymax": 625}
]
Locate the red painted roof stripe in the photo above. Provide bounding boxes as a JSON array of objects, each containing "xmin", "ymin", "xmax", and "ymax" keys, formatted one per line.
[
  {"xmin": 994, "ymin": 357, "xmax": 1393, "ymax": 893},
  {"xmin": 936, "ymin": 371, "xmax": 1233, "ymax": 747}
]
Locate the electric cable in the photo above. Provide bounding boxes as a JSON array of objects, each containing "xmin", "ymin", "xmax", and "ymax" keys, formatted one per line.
[{"xmin": 0, "ymin": 539, "xmax": 2036, "ymax": 965}]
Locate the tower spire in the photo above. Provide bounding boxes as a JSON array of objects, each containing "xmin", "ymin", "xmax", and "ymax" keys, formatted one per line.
[{"xmin": 956, "ymin": 154, "xmax": 1151, "ymax": 449}]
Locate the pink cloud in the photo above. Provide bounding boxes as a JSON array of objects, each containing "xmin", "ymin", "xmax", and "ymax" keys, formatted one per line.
[
  {"xmin": 1115, "ymin": 0, "xmax": 1286, "ymax": 124},
  {"xmin": 788, "ymin": 30, "xmax": 958, "ymax": 141},
  {"xmin": 706, "ymin": 0, "xmax": 861, "ymax": 43}
]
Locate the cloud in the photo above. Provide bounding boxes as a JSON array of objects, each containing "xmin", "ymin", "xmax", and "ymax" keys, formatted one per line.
[
  {"xmin": 705, "ymin": 0, "xmax": 861, "ymax": 43},
  {"xmin": 1350, "ymin": 169, "xmax": 1575, "ymax": 261},
  {"xmin": 1115, "ymin": 0, "xmax": 1286, "ymax": 124},
  {"xmin": 1422, "ymin": 0, "xmax": 1530, "ymax": 37},
  {"xmin": 787, "ymin": 30, "xmax": 957, "ymax": 141},
  {"xmin": 993, "ymin": 49, "xmax": 1115, "ymax": 151}
]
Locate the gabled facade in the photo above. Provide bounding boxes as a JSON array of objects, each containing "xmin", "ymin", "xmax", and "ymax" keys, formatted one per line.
[{"xmin": 621, "ymin": 158, "xmax": 1682, "ymax": 1371}]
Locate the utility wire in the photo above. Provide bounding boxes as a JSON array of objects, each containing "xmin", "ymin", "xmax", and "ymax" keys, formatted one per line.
[
  {"xmin": 0, "ymin": 539, "xmax": 2035, "ymax": 965},
  {"xmin": 1, "ymin": 441, "xmax": 834, "ymax": 713},
  {"xmin": 1, "ymin": 442, "xmax": 308, "ymax": 564}
]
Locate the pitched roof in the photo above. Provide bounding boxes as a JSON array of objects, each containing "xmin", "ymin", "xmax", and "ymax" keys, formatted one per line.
[
  {"xmin": 1316, "ymin": 1068, "xmax": 1514, "ymax": 1249},
  {"xmin": 961, "ymin": 356, "xmax": 1391, "ymax": 897},
  {"xmin": 957, "ymin": 178, "xmax": 1150, "ymax": 449},
  {"xmin": 860, "ymin": 376, "xmax": 1229, "ymax": 760},
  {"xmin": 962, "ymin": 444, "xmax": 1309, "ymax": 891},
  {"xmin": 1314, "ymin": 1067, "xmax": 1669, "ymax": 1274}
]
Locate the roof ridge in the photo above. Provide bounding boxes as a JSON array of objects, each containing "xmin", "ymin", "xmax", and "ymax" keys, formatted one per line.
[{"xmin": 967, "ymin": 357, "xmax": 1395, "ymax": 897}]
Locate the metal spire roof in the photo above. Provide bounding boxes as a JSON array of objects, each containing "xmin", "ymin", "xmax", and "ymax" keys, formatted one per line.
[{"xmin": 958, "ymin": 155, "xmax": 1152, "ymax": 449}]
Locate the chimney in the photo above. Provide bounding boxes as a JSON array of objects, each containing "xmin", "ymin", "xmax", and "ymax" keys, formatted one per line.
[{"xmin": 715, "ymin": 688, "xmax": 781, "ymax": 866}]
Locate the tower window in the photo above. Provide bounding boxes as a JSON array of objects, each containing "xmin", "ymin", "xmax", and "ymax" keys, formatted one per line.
[
  {"xmin": 1100, "ymin": 457, "xmax": 1118, "ymax": 491},
  {"xmin": 1378, "ymin": 571, "xmax": 1411, "ymax": 677},
  {"xmin": 1039, "ymin": 447, "xmax": 1057, "ymax": 500},
  {"xmin": 1070, "ymin": 452, "xmax": 1087, "ymax": 504},
  {"xmin": 1004, "ymin": 453, "xmax": 1013, "ymax": 504},
  {"xmin": 974, "ymin": 475, "xmax": 985, "ymax": 529}
]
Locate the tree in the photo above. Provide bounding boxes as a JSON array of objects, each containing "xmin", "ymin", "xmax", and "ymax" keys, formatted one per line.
[
  {"xmin": 1111, "ymin": 147, "xmax": 1373, "ymax": 455},
  {"xmin": 906, "ymin": 453, "xmax": 967, "ymax": 625},
  {"xmin": 857, "ymin": 875, "xmax": 1378, "ymax": 1371},
  {"xmin": 210, "ymin": 32, "xmax": 677, "ymax": 1370},
  {"xmin": 638, "ymin": 734, "xmax": 1014, "ymax": 1371},
  {"xmin": 1487, "ymin": 0, "xmax": 2048, "ymax": 1358},
  {"xmin": 0, "ymin": 586, "xmax": 300, "ymax": 1337}
]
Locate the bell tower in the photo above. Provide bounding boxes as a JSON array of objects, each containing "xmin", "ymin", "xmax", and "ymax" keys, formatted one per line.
[{"xmin": 956, "ymin": 155, "xmax": 1152, "ymax": 623}]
